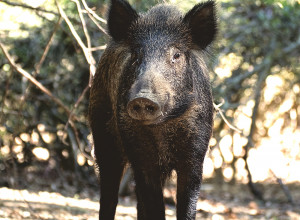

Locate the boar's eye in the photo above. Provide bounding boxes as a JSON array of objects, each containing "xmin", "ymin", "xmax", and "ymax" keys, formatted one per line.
[
  {"xmin": 171, "ymin": 53, "xmax": 181, "ymax": 63},
  {"xmin": 173, "ymin": 53, "xmax": 181, "ymax": 60}
]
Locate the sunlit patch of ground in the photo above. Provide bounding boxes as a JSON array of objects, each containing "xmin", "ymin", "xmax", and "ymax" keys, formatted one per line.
[
  {"xmin": 1, "ymin": 184, "xmax": 299, "ymax": 220},
  {"xmin": 0, "ymin": 187, "xmax": 173, "ymax": 220},
  {"xmin": 0, "ymin": 187, "xmax": 98, "ymax": 219}
]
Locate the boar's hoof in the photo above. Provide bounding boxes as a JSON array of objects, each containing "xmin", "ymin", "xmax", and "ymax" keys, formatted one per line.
[{"xmin": 127, "ymin": 97, "xmax": 162, "ymax": 123}]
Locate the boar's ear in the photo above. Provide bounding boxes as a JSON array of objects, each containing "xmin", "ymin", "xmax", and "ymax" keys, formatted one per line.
[
  {"xmin": 108, "ymin": 0, "xmax": 138, "ymax": 42},
  {"xmin": 183, "ymin": 1, "xmax": 217, "ymax": 49}
]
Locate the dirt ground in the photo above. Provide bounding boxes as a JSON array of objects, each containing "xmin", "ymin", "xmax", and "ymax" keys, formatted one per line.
[{"xmin": 1, "ymin": 179, "xmax": 300, "ymax": 220}]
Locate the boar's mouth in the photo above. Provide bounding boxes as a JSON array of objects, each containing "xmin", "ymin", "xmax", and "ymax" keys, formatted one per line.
[
  {"xmin": 161, "ymin": 94, "xmax": 195, "ymax": 121},
  {"xmin": 136, "ymin": 100, "xmax": 192, "ymax": 125},
  {"xmin": 140, "ymin": 115, "xmax": 164, "ymax": 125},
  {"xmin": 127, "ymin": 91, "xmax": 195, "ymax": 125}
]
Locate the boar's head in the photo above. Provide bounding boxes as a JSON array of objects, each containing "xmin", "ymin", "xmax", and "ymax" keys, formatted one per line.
[{"xmin": 107, "ymin": 0, "xmax": 217, "ymax": 125}]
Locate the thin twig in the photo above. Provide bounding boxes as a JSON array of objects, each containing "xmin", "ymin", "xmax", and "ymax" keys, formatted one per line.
[
  {"xmin": 71, "ymin": 0, "xmax": 96, "ymax": 86},
  {"xmin": 1, "ymin": 0, "xmax": 59, "ymax": 16},
  {"xmin": 63, "ymin": 84, "xmax": 94, "ymax": 162},
  {"xmin": 55, "ymin": 1, "xmax": 87, "ymax": 55},
  {"xmin": 0, "ymin": 42, "xmax": 75, "ymax": 119},
  {"xmin": 213, "ymin": 99, "xmax": 225, "ymax": 108},
  {"xmin": 65, "ymin": 84, "xmax": 89, "ymax": 130},
  {"xmin": 0, "ymin": 68, "xmax": 13, "ymax": 124},
  {"xmin": 90, "ymin": 45, "xmax": 107, "ymax": 51},
  {"xmin": 225, "ymin": 62, "xmax": 265, "ymax": 86},
  {"xmin": 213, "ymin": 102, "xmax": 242, "ymax": 133},
  {"xmin": 244, "ymin": 141, "xmax": 264, "ymax": 201},
  {"xmin": 19, "ymin": 16, "xmax": 62, "ymax": 109},
  {"xmin": 283, "ymin": 32, "xmax": 300, "ymax": 53},
  {"xmin": 85, "ymin": 10, "xmax": 108, "ymax": 35},
  {"xmin": 35, "ymin": 16, "xmax": 62, "ymax": 74},
  {"xmin": 81, "ymin": 0, "xmax": 107, "ymax": 24},
  {"xmin": 66, "ymin": 125, "xmax": 80, "ymax": 172},
  {"xmin": 72, "ymin": 0, "xmax": 91, "ymax": 49},
  {"xmin": 56, "ymin": 0, "xmax": 96, "ymax": 83},
  {"xmin": 269, "ymin": 169, "xmax": 294, "ymax": 204},
  {"xmin": 242, "ymin": 58, "xmax": 272, "ymax": 201},
  {"xmin": 69, "ymin": 120, "xmax": 95, "ymax": 163},
  {"xmin": 18, "ymin": 190, "xmax": 43, "ymax": 219}
]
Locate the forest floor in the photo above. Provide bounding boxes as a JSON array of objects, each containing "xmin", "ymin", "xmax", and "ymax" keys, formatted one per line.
[
  {"xmin": 0, "ymin": 171, "xmax": 300, "ymax": 219},
  {"xmin": 0, "ymin": 180, "xmax": 300, "ymax": 220}
]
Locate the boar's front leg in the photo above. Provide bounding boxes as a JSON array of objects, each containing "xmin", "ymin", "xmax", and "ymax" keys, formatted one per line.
[
  {"xmin": 132, "ymin": 166, "xmax": 166, "ymax": 220},
  {"xmin": 91, "ymin": 121, "xmax": 125, "ymax": 220},
  {"xmin": 176, "ymin": 155, "xmax": 205, "ymax": 220},
  {"xmin": 97, "ymin": 149, "xmax": 125, "ymax": 220}
]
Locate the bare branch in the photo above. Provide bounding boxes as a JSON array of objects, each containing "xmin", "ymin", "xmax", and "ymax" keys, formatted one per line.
[
  {"xmin": 244, "ymin": 140, "xmax": 264, "ymax": 201},
  {"xmin": 0, "ymin": 68, "xmax": 13, "ymax": 124},
  {"xmin": 35, "ymin": 16, "xmax": 62, "ymax": 74},
  {"xmin": 81, "ymin": 0, "xmax": 107, "ymax": 24},
  {"xmin": 213, "ymin": 99, "xmax": 225, "ymax": 108},
  {"xmin": 62, "ymin": 84, "xmax": 94, "ymax": 162},
  {"xmin": 18, "ymin": 190, "xmax": 42, "ymax": 219},
  {"xmin": 18, "ymin": 17, "xmax": 62, "ymax": 117},
  {"xmin": 214, "ymin": 102, "xmax": 242, "ymax": 133},
  {"xmin": 85, "ymin": 9, "xmax": 108, "ymax": 35},
  {"xmin": 269, "ymin": 169, "xmax": 294, "ymax": 204},
  {"xmin": 283, "ymin": 32, "xmax": 300, "ymax": 53},
  {"xmin": 0, "ymin": 42, "xmax": 75, "ymax": 119},
  {"xmin": 65, "ymin": 84, "xmax": 89, "ymax": 130},
  {"xmin": 69, "ymin": 120, "xmax": 95, "ymax": 163},
  {"xmin": 242, "ymin": 59, "xmax": 272, "ymax": 201},
  {"xmin": 1, "ymin": 0, "xmax": 59, "ymax": 16},
  {"xmin": 55, "ymin": 1, "xmax": 86, "ymax": 55},
  {"xmin": 90, "ymin": 45, "xmax": 107, "ymax": 51},
  {"xmin": 72, "ymin": 0, "xmax": 91, "ymax": 48},
  {"xmin": 226, "ymin": 61, "xmax": 265, "ymax": 86},
  {"xmin": 56, "ymin": 0, "xmax": 96, "ymax": 83}
]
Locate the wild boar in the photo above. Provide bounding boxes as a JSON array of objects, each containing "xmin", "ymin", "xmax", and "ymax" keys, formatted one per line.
[{"xmin": 88, "ymin": 0, "xmax": 217, "ymax": 219}]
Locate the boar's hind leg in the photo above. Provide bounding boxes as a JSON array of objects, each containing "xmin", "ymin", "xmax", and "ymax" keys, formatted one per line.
[
  {"xmin": 133, "ymin": 168, "xmax": 166, "ymax": 220},
  {"xmin": 176, "ymin": 163, "xmax": 203, "ymax": 220},
  {"xmin": 92, "ymin": 130, "xmax": 125, "ymax": 220}
]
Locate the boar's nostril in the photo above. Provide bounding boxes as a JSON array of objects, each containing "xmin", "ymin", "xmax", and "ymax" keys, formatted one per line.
[
  {"xmin": 145, "ymin": 105, "xmax": 155, "ymax": 113},
  {"xmin": 127, "ymin": 97, "xmax": 161, "ymax": 122},
  {"xmin": 133, "ymin": 105, "xmax": 141, "ymax": 112}
]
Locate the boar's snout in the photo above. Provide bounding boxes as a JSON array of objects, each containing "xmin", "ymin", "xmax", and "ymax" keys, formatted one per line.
[{"xmin": 127, "ymin": 93, "xmax": 162, "ymax": 123}]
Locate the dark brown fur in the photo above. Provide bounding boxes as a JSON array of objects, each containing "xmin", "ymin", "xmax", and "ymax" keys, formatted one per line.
[{"xmin": 88, "ymin": 0, "xmax": 217, "ymax": 219}]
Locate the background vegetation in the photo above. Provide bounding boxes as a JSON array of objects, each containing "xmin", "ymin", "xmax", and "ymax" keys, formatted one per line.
[{"xmin": 0, "ymin": 0, "xmax": 299, "ymax": 219}]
